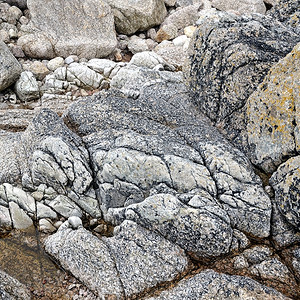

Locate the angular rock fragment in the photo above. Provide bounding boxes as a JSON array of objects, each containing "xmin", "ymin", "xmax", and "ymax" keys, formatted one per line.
[
  {"xmin": 14, "ymin": 71, "xmax": 40, "ymax": 102},
  {"xmin": 211, "ymin": 0, "xmax": 266, "ymax": 15},
  {"xmin": 0, "ymin": 41, "xmax": 22, "ymax": 92},
  {"xmin": 104, "ymin": 220, "xmax": 189, "ymax": 297},
  {"xmin": 106, "ymin": 0, "xmax": 167, "ymax": 35}
]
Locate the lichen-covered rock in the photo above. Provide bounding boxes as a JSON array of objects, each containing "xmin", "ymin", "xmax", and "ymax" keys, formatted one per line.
[
  {"xmin": 247, "ymin": 43, "xmax": 300, "ymax": 172},
  {"xmin": 106, "ymin": 0, "xmax": 167, "ymax": 35},
  {"xmin": 0, "ymin": 41, "xmax": 22, "ymax": 92},
  {"xmin": 270, "ymin": 156, "xmax": 300, "ymax": 229},
  {"xmin": 147, "ymin": 269, "xmax": 289, "ymax": 299},
  {"xmin": 0, "ymin": 270, "xmax": 31, "ymax": 300},
  {"xmin": 184, "ymin": 11, "xmax": 300, "ymax": 123},
  {"xmin": 19, "ymin": 0, "xmax": 117, "ymax": 59}
]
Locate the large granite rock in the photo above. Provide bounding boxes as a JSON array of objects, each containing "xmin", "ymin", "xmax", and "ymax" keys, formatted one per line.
[
  {"xmin": 184, "ymin": 10, "xmax": 299, "ymax": 123},
  {"xmin": 45, "ymin": 218, "xmax": 189, "ymax": 299},
  {"xmin": 18, "ymin": 0, "xmax": 117, "ymax": 59},
  {"xmin": 106, "ymin": 0, "xmax": 167, "ymax": 35},
  {"xmin": 147, "ymin": 269, "xmax": 288, "ymax": 299},
  {"xmin": 0, "ymin": 41, "xmax": 22, "ymax": 91}
]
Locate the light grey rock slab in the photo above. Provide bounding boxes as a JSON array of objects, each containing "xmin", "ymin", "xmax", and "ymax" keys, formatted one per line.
[
  {"xmin": 36, "ymin": 202, "xmax": 57, "ymax": 220},
  {"xmin": 14, "ymin": 71, "xmax": 40, "ymax": 102},
  {"xmin": 211, "ymin": 0, "xmax": 266, "ymax": 14},
  {"xmin": 106, "ymin": 194, "xmax": 233, "ymax": 259},
  {"xmin": 48, "ymin": 195, "xmax": 82, "ymax": 218},
  {"xmin": 20, "ymin": 0, "xmax": 117, "ymax": 59},
  {"xmin": 104, "ymin": 220, "xmax": 189, "ymax": 297},
  {"xmin": 0, "ymin": 205, "xmax": 12, "ymax": 229},
  {"xmin": 67, "ymin": 216, "xmax": 83, "ymax": 229},
  {"xmin": 0, "ymin": 269, "xmax": 31, "ymax": 300},
  {"xmin": 106, "ymin": 0, "xmax": 167, "ymax": 35},
  {"xmin": 87, "ymin": 59, "xmax": 117, "ymax": 75},
  {"xmin": 270, "ymin": 156, "xmax": 300, "ymax": 229},
  {"xmin": 38, "ymin": 218, "xmax": 56, "ymax": 233},
  {"xmin": 44, "ymin": 224, "xmax": 124, "ymax": 299},
  {"xmin": 0, "ymin": 41, "xmax": 22, "ymax": 92},
  {"xmin": 127, "ymin": 35, "xmax": 149, "ymax": 54},
  {"xmin": 0, "ymin": 183, "xmax": 36, "ymax": 216},
  {"xmin": 147, "ymin": 269, "xmax": 289, "ymax": 300},
  {"xmin": 110, "ymin": 65, "xmax": 183, "ymax": 98},
  {"xmin": 9, "ymin": 201, "xmax": 33, "ymax": 229}
]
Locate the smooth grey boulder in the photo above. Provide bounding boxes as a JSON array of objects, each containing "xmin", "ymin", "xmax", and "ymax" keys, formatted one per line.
[
  {"xmin": 106, "ymin": 0, "xmax": 167, "ymax": 35},
  {"xmin": 0, "ymin": 41, "xmax": 22, "ymax": 91},
  {"xmin": 0, "ymin": 269, "xmax": 31, "ymax": 300},
  {"xmin": 19, "ymin": 0, "xmax": 117, "ymax": 59},
  {"xmin": 8, "ymin": 201, "xmax": 33, "ymax": 229},
  {"xmin": 147, "ymin": 269, "xmax": 289, "ymax": 299}
]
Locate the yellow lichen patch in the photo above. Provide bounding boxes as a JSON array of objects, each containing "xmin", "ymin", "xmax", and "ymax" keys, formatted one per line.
[{"xmin": 246, "ymin": 42, "xmax": 300, "ymax": 170}]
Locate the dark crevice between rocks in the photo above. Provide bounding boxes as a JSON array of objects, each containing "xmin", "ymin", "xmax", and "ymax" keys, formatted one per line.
[{"xmin": 264, "ymin": 2, "xmax": 273, "ymax": 11}]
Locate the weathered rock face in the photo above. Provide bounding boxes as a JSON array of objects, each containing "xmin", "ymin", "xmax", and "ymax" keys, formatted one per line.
[
  {"xmin": 270, "ymin": 156, "xmax": 300, "ymax": 229},
  {"xmin": 18, "ymin": 0, "xmax": 117, "ymax": 59},
  {"xmin": 45, "ymin": 218, "xmax": 189, "ymax": 299},
  {"xmin": 247, "ymin": 42, "xmax": 300, "ymax": 172},
  {"xmin": 268, "ymin": 0, "xmax": 300, "ymax": 35},
  {"xmin": 0, "ymin": 269, "xmax": 31, "ymax": 300},
  {"xmin": 211, "ymin": 0, "xmax": 266, "ymax": 15},
  {"xmin": 147, "ymin": 269, "xmax": 288, "ymax": 299},
  {"xmin": 184, "ymin": 11, "xmax": 300, "ymax": 123},
  {"xmin": 106, "ymin": 0, "xmax": 167, "ymax": 35},
  {"xmin": 0, "ymin": 41, "xmax": 22, "ymax": 91}
]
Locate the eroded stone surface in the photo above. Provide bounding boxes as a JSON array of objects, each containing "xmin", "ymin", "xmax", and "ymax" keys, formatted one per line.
[{"xmin": 147, "ymin": 269, "xmax": 289, "ymax": 299}]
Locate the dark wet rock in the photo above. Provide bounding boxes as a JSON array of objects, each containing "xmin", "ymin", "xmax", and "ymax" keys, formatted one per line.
[
  {"xmin": 147, "ymin": 269, "xmax": 289, "ymax": 299},
  {"xmin": 3, "ymin": 0, "xmax": 27, "ymax": 10}
]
